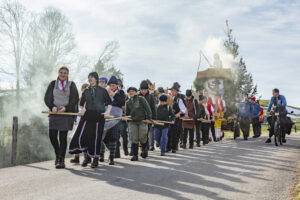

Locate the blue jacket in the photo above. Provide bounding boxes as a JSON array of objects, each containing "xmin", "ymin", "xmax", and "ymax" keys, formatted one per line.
[
  {"xmin": 238, "ymin": 100, "xmax": 252, "ymax": 118},
  {"xmin": 267, "ymin": 95, "xmax": 287, "ymax": 113},
  {"xmin": 251, "ymin": 103, "xmax": 261, "ymax": 118}
]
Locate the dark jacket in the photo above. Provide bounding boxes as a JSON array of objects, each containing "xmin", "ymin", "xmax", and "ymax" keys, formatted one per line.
[
  {"xmin": 112, "ymin": 89, "xmax": 126, "ymax": 108},
  {"xmin": 44, "ymin": 80, "xmax": 79, "ymax": 112},
  {"xmin": 173, "ymin": 93, "xmax": 186, "ymax": 115},
  {"xmin": 80, "ymin": 86, "xmax": 112, "ymax": 113},
  {"xmin": 154, "ymin": 104, "xmax": 175, "ymax": 129},
  {"xmin": 199, "ymin": 103, "xmax": 208, "ymax": 120},
  {"xmin": 139, "ymin": 91, "xmax": 156, "ymax": 120},
  {"xmin": 126, "ymin": 95, "xmax": 152, "ymax": 121}
]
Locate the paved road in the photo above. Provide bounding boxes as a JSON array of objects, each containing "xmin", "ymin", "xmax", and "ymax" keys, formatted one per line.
[{"xmin": 1, "ymin": 134, "xmax": 300, "ymax": 200}]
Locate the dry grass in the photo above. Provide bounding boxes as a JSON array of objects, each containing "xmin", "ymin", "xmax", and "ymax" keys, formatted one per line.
[{"xmin": 290, "ymin": 162, "xmax": 300, "ymax": 200}]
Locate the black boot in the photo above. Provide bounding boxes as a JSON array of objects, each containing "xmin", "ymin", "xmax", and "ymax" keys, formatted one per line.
[
  {"xmin": 131, "ymin": 143, "xmax": 138, "ymax": 161},
  {"xmin": 56, "ymin": 157, "xmax": 65, "ymax": 169},
  {"xmin": 115, "ymin": 141, "xmax": 121, "ymax": 158},
  {"xmin": 123, "ymin": 139, "xmax": 129, "ymax": 156},
  {"xmin": 55, "ymin": 154, "xmax": 59, "ymax": 166},
  {"xmin": 91, "ymin": 158, "xmax": 99, "ymax": 168},
  {"xmin": 123, "ymin": 145, "xmax": 129, "ymax": 156},
  {"xmin": 265, "ymin": 138, "xmax": 271, "ymax": 143},
  {"xmin": 129, "ymin": 145, "xmax": 133, "ymax": 156},
  {"xmin": 141, "ymin": 143, "xmax": 148, "ymax": 159},
  {"xmin": 70, "ymin": 155, "xmax": 80, "ymax": 164},
  {"xmin": 109, "ymin": 155, "xmax": 115, "ymax": 165},
  {"xmin": 82, "ymin": 153, "xmax": 91, "ymax": 167},
  {"xmin": 99, "ymin": 153, "xmax": 105, "ymax": 162}
]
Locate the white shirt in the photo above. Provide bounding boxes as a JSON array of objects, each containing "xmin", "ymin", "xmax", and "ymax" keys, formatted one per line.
[
  {"xmin": 58, "ymin": 80, "xmax": 67, "ymax": 91},
  {"xmin": 172, "ymin": 96, "xmax": 186, "ymax": 114}
]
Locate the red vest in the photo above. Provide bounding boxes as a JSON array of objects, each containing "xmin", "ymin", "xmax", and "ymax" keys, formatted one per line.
[{"xmin": 207, "ymin": 103, "xmax": 213, "ymax": 116}]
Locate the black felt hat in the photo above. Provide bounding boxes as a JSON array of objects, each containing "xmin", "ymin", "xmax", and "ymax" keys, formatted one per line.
[
  {"xmin": 108, "ymin": 76, "xmax": 118, "ymax": 85},
  {"xmin": 169, "ymin": 82, "xmax": 181, "ymax": 92},
  {"xmin": 127, "ymin": 87, "xmax": 137, "ymax": 93},
  {"xmin": 186, "ymin": 89, "xmax": 192, "ymax": 97},
  {"xmin": 140, "ymin": 80, "xmax": 149, "ymax": 90}
]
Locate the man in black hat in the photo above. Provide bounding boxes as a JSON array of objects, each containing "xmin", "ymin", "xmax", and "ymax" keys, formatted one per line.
[
  {"xmin": 182, "ymin": 89, "xmax": 199, "ymax": 149},
  {"xmin": 139, "ymin": 80, "xmax": 157, "ymax": 152},
  {"xmin": 168, "ymin": 82, "xmax": 186, "ymax": 153}
]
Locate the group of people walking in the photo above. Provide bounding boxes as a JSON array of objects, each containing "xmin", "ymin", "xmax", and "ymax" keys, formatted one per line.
[{"xmin": 44, "ymin": 66, "xmax": 233, "ymax": 169}]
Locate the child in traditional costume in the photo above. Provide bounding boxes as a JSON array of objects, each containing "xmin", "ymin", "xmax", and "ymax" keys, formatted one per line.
[
  {"xmin": 126, "ymin": 87, "xmax": 152, "ymax": 161},
  {"xmin": 154, "ymin": 94, "xmax": 175, "ymax": 156},
  {"xmin": 139, "ymin": 80, "xmax": 156, "ymax": 152},
  {"xmin": 100, "ymin": 76, "xmax": 126, "ymax": 165}
]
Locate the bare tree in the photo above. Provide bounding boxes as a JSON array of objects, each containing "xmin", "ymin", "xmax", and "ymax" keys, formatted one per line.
[
  {"xmin": 0, "ymin": 0, "xmax": 30, "ymax": 107},
  {"xmin": 25, "ymin": 6, "xmax": 76, "ymax": 86},
  {"xmin": 94, "ymin": 41, "xmax": 123, "ymax": 79}
]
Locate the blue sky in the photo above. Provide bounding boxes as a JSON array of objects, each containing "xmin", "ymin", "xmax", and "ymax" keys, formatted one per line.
[{"xmin": 1, "ymin": 0, "xmax": 300, "ymax": 106}]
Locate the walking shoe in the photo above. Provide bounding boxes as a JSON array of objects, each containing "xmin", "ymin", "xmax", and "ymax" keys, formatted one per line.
[
  {"xmin": 55, "ymin": 154, "xmax": 59, "ymax": 166},
  {"xmin": 160, "ymin": 153, "xmax": 166, "ymax": 156},
  {"xmin": 196, "ymin": 143, "xmax": 201, "ymax": 147},
  {"xmin": 70, "ymin": 156, "xmax": 80, "ymax": 164},
  {"xmin": 244, "ymin": 137, "xmax": 248, "ymax": 140},
  {"xmin": 282, "ymin": 138, "xmax": 286, "ymax": 143},
  {"xmin": 82, "ymin": 154, "xmax": 91, "ymax": 167},
  {"xmin": 172, "ymin": 150, "xmax": 176, "ymax": 153},
  {"xmin": 109, "ymin": 156, "xmax": 115, "ymax": 165},
  {"xmin": 131, "ymin": 143, "xmax": 139, "ymax": 161},
  {"xmin": 265, "ymin": 138, "xmax": 271, "ymax": 143},
  {"xmin": 56, "ymin": 157, "xmax": 65, "ymax": 169},
  {"xmin": 131, "ymin": 156, "xmax": 138, "ymax": 161},
  {"xmin": 149, "ymin": 146, "xmax": 155, "ymax": 151},
  {"xmin": 141, "ymin": 143, "xmax": 148, "ymax": 159},
  {"xmin": 99, "ymin": 153, "xmax": 104, "ymax": 162},
  {"xmin": 91, "ymin": 158, "xmax": 99, "ymax": 168},
  {"xmin": 189, "ymin": 146, "xmax": 193, "ymax": 149},
  {"xmin": 124, "ymin": 148, "xmax": 129, "ymax": 156},
  {"xmin": 115, "ymin": 152, "xmax": 121, "ymax": 159},
  {"xmin": 181, "ymin": 144, "xmax": 186, "ymax": 149}
]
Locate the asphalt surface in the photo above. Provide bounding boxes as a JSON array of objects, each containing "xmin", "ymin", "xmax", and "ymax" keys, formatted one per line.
[{"xmin": 1, "ymin": 134, "xmax": 300, "ymax": 200}]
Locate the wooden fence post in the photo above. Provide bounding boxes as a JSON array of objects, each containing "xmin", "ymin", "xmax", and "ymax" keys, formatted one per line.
[{"xmin": 11, "ymin": 116, "xmax": 18, "ymax": 166}]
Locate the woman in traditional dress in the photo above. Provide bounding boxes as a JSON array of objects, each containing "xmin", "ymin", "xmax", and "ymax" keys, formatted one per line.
[
  {"xmin": 69, "ymin": 72, "xmax": 112, "ymax": 168},
  {"xmin": 44, "ymin": 66, "xmax": 79, "ymax": 169}
]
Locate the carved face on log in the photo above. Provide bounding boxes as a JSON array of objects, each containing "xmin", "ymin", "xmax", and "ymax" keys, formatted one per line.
[{"xmin": 204, "ymin": 78, "xmax": 224, "ymax": 97}]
